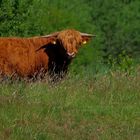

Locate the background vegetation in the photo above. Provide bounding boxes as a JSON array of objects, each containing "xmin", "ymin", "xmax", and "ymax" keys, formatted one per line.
[{"xmin": 0, "ymin": 0, "xmax": 140, "ymax": 139}]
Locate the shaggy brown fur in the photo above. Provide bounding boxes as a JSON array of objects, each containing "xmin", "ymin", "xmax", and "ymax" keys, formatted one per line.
[
  {"xmin": 57, "ymin": 29, "xmax": 82, "ymax": 55},
  {"xmin": 0, "ymin": 29, "xmax": 94, "ymax": 79}
]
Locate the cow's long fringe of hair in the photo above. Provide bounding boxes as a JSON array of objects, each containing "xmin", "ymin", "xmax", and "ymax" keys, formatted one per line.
[{"xmin": 57, "ymin": 29, "xmax": 82, "ymax": 49}]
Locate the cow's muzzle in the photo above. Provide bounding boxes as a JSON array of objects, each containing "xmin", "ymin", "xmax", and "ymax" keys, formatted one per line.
[{"xmin": 67, "ymin": 52, "xmax": 76, "ymax": 59}]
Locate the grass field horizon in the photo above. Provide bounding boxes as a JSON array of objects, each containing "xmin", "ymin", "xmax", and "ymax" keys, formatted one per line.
[{"xmin": 0, "ymin": 69, "xmax": 140, "ymax": 140}]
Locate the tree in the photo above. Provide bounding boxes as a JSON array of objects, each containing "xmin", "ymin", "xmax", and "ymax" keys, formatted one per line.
[
  {"xmin": 88, "ymin": 0, "xmax": 140, "ymax": 64},
  {"xmin": 0, "ymin": 0, "xmax": 34, "ymax": 36}
]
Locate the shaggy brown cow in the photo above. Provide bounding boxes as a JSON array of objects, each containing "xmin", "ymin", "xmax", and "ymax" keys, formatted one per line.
[{"xmin": 0, "ymin": 29, "xmax": 95, "ymax": 79}]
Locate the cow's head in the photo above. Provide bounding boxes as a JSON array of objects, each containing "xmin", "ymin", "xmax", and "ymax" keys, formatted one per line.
[{"xmin": 41, "ymin": 29, "xmax": 95, "ymax": 59}]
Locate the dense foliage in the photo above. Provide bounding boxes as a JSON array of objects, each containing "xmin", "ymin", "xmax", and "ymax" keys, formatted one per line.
[{"xmin": 0, "ymin": 0, "xmax": 140, "ymax": 71}]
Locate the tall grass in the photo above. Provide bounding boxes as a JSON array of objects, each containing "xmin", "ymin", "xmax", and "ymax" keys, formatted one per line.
[{"xmin": 0, "ymin": 69, "xmax": 140, "ymax": 140}]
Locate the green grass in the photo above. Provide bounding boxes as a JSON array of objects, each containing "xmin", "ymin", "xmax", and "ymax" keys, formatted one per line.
[{"xmin": 0, "ymin": 71, "xmax": 140, "ymax": 140}]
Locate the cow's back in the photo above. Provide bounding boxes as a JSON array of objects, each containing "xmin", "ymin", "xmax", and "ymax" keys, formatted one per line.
[{"xmin": 0, "ymin": 38, "xmax": 38, "ymax": 77}]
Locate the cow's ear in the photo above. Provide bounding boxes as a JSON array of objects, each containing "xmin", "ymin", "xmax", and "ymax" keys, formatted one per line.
[
  {"xmin": 45, "ymin": 37, "xmax": 57, "ymax": 45},
  {"xmin": 82, "ymin": 36, "xmax": 92, "ymax": 45},
  {"xmin": 41, "ymin": 32, "xmax": 59, "ymax": 45},
  {"xmin": 80, "ymin": 33, "xmax": 96, "ymax": 45}
]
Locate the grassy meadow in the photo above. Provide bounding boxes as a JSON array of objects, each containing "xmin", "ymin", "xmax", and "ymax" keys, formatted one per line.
[{"xmin": 0, "ymin": 69, "xmax": 140, "ymax": 140}]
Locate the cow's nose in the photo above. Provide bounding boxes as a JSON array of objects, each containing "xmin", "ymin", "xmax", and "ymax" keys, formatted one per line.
[{"xmin": 67, "ymin": 52, "xmax": 75, "ymax": 58}]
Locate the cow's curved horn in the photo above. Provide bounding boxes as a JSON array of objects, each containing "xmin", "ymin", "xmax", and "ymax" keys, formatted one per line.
[
  {"xmin": 41, "ymin": 32, "xmax": 59, "ymax": 38},
  {"xmin": 80, "ymin": 33, "xmax": 96, "ymax": 37}
]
